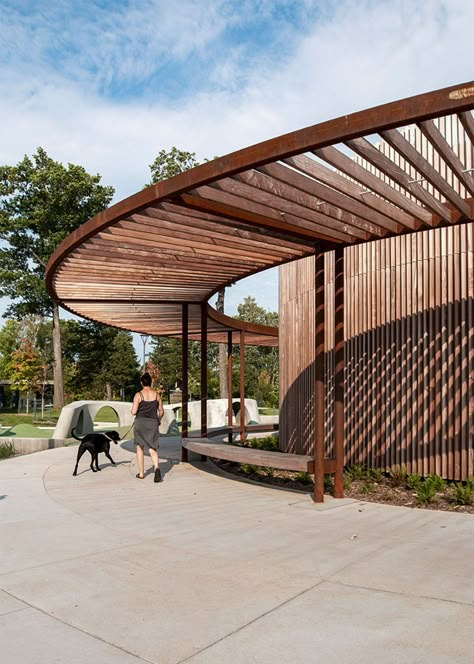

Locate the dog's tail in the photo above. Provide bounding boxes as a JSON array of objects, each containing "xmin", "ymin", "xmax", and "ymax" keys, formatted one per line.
[{"xmin": 71, "ymin": 427, "xmax": 83, "ymax": 442}]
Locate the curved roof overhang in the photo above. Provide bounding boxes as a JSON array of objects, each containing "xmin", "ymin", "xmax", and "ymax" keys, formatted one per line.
[{"xmin": 46, "ymin": 81, "xmax": 474, "ymax": 343}]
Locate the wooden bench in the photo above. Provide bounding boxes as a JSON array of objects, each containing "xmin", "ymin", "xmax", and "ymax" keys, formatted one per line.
[{"xmin": 181, "ymin": 426, "xmax": 337, "ymax": 475}]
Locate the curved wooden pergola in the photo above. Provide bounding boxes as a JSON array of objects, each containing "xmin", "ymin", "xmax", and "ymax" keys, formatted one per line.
[{"xmin": 46, "ymin": 81, "xmax": 474, "ymax": 501}]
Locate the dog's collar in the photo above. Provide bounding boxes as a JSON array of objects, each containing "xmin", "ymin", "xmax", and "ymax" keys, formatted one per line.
[{"xmin": 104, "ymin": 433, "xmax": 119, "ymax": 442}]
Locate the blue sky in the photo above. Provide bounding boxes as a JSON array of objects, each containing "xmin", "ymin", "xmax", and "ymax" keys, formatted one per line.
[{"xmin": 1, "ymin": 0, "xmax": 473, "ymax": 354}]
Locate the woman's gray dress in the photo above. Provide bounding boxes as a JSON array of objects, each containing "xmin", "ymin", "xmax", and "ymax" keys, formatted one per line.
[{"xmin": 134, "ymin": 394, "xmax": 160, "ymax": 450}]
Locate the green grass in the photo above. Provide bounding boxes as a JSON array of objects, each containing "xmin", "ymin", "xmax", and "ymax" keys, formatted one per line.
[
  {"xmin": 93, "ymin": 406, "xmax": 120, "ymax": 423},
  {"xmin": 0, "ymin": 424, "xmax": 55, "ymax": 439},
  {"xmin": 0, "ymin": 411, "xmax": 61, "ymax": 427},
  {"xmin": 258, "ymin": 407, "xmax": 278, "ymax": 416}
]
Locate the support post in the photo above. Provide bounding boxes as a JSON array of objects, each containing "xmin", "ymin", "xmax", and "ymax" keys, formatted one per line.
[
  {"xmin": 240, "ymin": 329, "xmax": 245, "ymax": 442},
  {"xmin": 181, "ymin": 303, "xmax": 189, "ymax": 462},
  {"xmin": 228, "ymin": 331, "xmax": 233, "ymax": 445},
  {"xmin": 334, "ymin": 247, "xmax": 345, "ymax": 497},
  {"xmin": 314, "ymin": 251, "xmax": 325, "ymax": 502},
  {"xmin": 201, "ymin": 303, "xmax": 208, "ymax": 442}
]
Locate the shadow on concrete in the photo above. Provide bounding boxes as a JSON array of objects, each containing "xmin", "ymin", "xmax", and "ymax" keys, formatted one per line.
[{"xmin": 72, "ymin": 460, "xmax": 130, "ymax": 476}]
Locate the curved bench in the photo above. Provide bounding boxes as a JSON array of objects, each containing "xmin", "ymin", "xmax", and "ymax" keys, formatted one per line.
[{"xmin": 181, "ymin": 426, "xmax": 336, "ymax": 475}]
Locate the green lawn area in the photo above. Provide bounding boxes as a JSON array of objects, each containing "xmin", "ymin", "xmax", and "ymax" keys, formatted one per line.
[
  {"xmin": 0, "ymin": 423, "xmax": 55, "ymax": 439},
  {"xmin": 0, "ymin": 410, "xmax": 61, "ymax": 427},
  {"xmin": 93, "ymin": 406, "xmax": 120, "ymax": 422},
  {"xmin": 259, "ymin": 407, "xmax": 278, "ymax": 416}
]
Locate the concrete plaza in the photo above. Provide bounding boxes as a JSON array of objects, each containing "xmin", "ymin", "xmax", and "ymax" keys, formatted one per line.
[{"xmin": 0, "ymin": 436, "xmax": 473, "ymax": 663}]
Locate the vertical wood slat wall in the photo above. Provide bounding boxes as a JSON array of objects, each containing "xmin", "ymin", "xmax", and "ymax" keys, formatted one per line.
[{"xmin": 279, "ymin": 222, "xmax": 474, "ymax": 480}]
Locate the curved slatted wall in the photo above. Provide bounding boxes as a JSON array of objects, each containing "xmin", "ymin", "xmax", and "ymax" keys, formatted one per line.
[{"xmin": 279, "ymin": 222, "xmax": 474, "ymax": 480}]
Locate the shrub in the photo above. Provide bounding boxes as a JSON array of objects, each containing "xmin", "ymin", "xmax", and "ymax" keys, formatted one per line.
[
  {"xmin": 343, "ymin": 472, "xmax": 353, "ymax": 491},
  {"xmin": 389, "ymin": 465, "xmax": 408, "ymax": 486},
  {"xmin": 324, "ymin": 475, "xmax": 334, "ymax": 492},
  {"xmin": 348, "ymin": 464, "xmax": 366, "ymax": 480},
  {"xmin": 449, "ymin": 482, "xmax": 474, "ymax": 506},
  {"xmin": 0, "ymin": 441, "xmax": 15, "ymax": 460},
  {"xmin": 416, "ymin": 478, "xmax": 438, "ymax": 504},
  {"xmin": 360, "ymin": 481, "xmax": 375, "ymax": 494},
  {"xmin": 295, "ymin": 471, "xmax": 312, "ymax": 485},
  {"xmin": 368, "ymin": 468, "xmax": 383, "ymax": 482},
  {"xmin": 425, "ymin": 474, "xmax": 445, "ymax": 492},
  {"xmin": 406, "ymin": 473, "xmax": 422, "ymax": 490},
  {"xmin": 249, "ymin": 435, "xmax": 279, "ymax": 452},
  {"xmin": 241, "ymin": 464, "xmax": 259, "ymax": 475}
]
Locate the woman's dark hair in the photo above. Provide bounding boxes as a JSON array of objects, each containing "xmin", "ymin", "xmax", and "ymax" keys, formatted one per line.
[{"xmin": 140, "ymin": 372, "xmax": 152, "ymax": 387}]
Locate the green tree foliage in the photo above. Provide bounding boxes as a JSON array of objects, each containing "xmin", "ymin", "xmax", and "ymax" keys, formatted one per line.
[
  {"xmin": 0, "ymin": 316, "xmax": 54, "ymax": 409},
  {"xmin": 0, "ymin": 147, "xmax": 114, "ymax": 407},
  {"xmin": 6, "ymin": 339, "xmax": 44, "ymax": 405},
  {"xmin": 0, "ymin": 320, "xmax": 21, "ymax": 379},
  {"xmin": 236, "ymin": 297, "xmax": 279, "ymax": 408},
  {"xmin": 148, "ymin": 147, "xmax": 200, "ymax": 185},
  {"xmin": 62, "ymin": 321, "xmax": 140, "ymax": 401}
]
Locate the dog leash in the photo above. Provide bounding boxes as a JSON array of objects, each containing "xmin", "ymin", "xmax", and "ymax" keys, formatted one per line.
[{"xmin": 118, "ymin": 419, "xmax": 136, "ymax": 441}]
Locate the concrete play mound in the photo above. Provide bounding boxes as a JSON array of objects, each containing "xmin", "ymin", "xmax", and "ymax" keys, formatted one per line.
[{"xmin": 0, "ymin": 423, "xmax": 60, "ymax": 454}]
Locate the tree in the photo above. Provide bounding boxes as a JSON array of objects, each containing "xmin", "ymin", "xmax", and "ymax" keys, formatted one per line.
[
  {"xmin": 0, "ymin": 320, "xmax": 21, "ymax": 380},
  {"xmin": 149, "ymin": 147, "xmax": 200, "ymax": 185},
  {"xmin": 6, "ymin": 339, "xmax": 43, "ymax": 414},
  {"xmin": 62, "ymin": 321, "xmax": 139, "ymax": 401},
  {"xmin": 236, "ymin": 297, "xmax": 279, "ymax": 408},
  {"xmin": 0, "ymin": 148, "xmax": 114, "ymax": 408}
]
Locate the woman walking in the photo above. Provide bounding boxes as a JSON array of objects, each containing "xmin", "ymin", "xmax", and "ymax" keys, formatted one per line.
[{"xmin": 131, "ymin": 372, "xmax": 164, "ymax": 482}]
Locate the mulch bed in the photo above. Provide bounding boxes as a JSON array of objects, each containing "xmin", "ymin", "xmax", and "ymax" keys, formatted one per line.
[{"xmin": 214, "ymin": 460, "xmax": 474, "ymax": 514}]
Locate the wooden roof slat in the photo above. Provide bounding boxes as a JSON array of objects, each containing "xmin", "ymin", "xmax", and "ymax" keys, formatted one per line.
[
  {"xmin": 127, "ymin": 213, "xmax": 308, "ymax": 257},
  {"xmin": 459, "ymin": 111, "xmax": 474, "ymax": 145},
  {"xmin": 101, "ymin": 226, "xmax": 275, "ymax": 263},
  {"xmin": 380, "ymin": 128, "xmax": 471, "ymax": 218},
  {"xmin": 250, "ymin": 161, "xmax": 395, "ymax": 235},
  {"xmin": 210, "ymin": 175, "xmax": 370, "ymax": 240},
  {"xmin": 190, "ymin": 183, "xmax": 352, "ymax": 241},
  {"xmin": 144, "ymin": 204, "xmax": 316, "ymax": 253},
  {"xmin": 179, "ymin": 191, "xmax": 344, "ymax": 244},
  {"xmin": 281, "ymin": 153, "xmax": 415, "ymax": 228},
  {"xmin": 84, "ymin": 237, "xmax": 264, "ymax": 270},
  {"xmin": 313, "ymin": 145, "xmax": 426, "ymax": 227},
  {"xmin": 234, "ymin": 168, "xmax": 382, "ymax": 238},
  {"xmin": 72, "ymin": 247, "xmax": 247, "ymax": 273},
  {"xmin": 417, "ymin": 119, "xmax": 474, "ymax": 198},
  {"xmin": 418, "ymin": 120, "xmax": 474, "ymax": 196},
  {"xmin": 346, "ymin": 137, "xmax": 449, "ymax": 224}
]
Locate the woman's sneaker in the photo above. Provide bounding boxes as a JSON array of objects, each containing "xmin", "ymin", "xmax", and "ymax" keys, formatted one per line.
[{"xmin": 154, "ymin": 467, "xmax": 162, "ymax": 483}]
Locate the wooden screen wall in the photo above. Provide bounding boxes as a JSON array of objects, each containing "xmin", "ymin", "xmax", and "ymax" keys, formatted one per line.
[{"xmin": 279, "ymin": 222, "xmax": 474, "ymax": 480}]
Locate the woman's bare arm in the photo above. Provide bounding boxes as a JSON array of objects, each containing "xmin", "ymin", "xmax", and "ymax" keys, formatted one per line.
[{"xmin": 131, "ymin": 393, "xmax": 140, "ymax": 416}]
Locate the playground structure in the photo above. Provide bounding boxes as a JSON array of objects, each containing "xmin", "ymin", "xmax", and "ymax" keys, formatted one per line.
[
  {"xmin": 46, "ymin": 82, "xmax": 474, "ymax": 501},
  {"xmin": 52, "ymin": 397, "xmax": 276, "ymax": 440}
]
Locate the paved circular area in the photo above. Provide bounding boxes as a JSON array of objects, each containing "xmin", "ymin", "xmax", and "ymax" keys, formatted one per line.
[{"xmin": 0, "ymin": 438, "xmax": 473, "ymax": 663}]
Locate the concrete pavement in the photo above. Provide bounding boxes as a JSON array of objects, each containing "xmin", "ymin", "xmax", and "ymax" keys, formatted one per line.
[{"xmin": 0, "ymin": 436, "xmax": 473, "ymax": 663}]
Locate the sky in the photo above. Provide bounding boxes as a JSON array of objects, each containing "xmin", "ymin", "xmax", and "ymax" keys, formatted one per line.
[{"xmin": 1, "ymin": 0, "xmax": 473, "ymax": 356}]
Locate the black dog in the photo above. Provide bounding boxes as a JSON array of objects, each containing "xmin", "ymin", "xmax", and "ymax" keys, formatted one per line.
[{"xmin": 72, "ymin": 428, "xmax": 121, "ymax": 476}]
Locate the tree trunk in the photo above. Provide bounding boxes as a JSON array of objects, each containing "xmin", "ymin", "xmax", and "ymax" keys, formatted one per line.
[
  {"xmin": 52, "ymin": 303, "xmax": 64, "ymax": 409},
  {"xmin": 216, "ymin": 289, "xmax": 228, "ymax": 398},
  {"xmin": 105, "ymin": 382, "xmax": 112, "ymax": 400}
]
